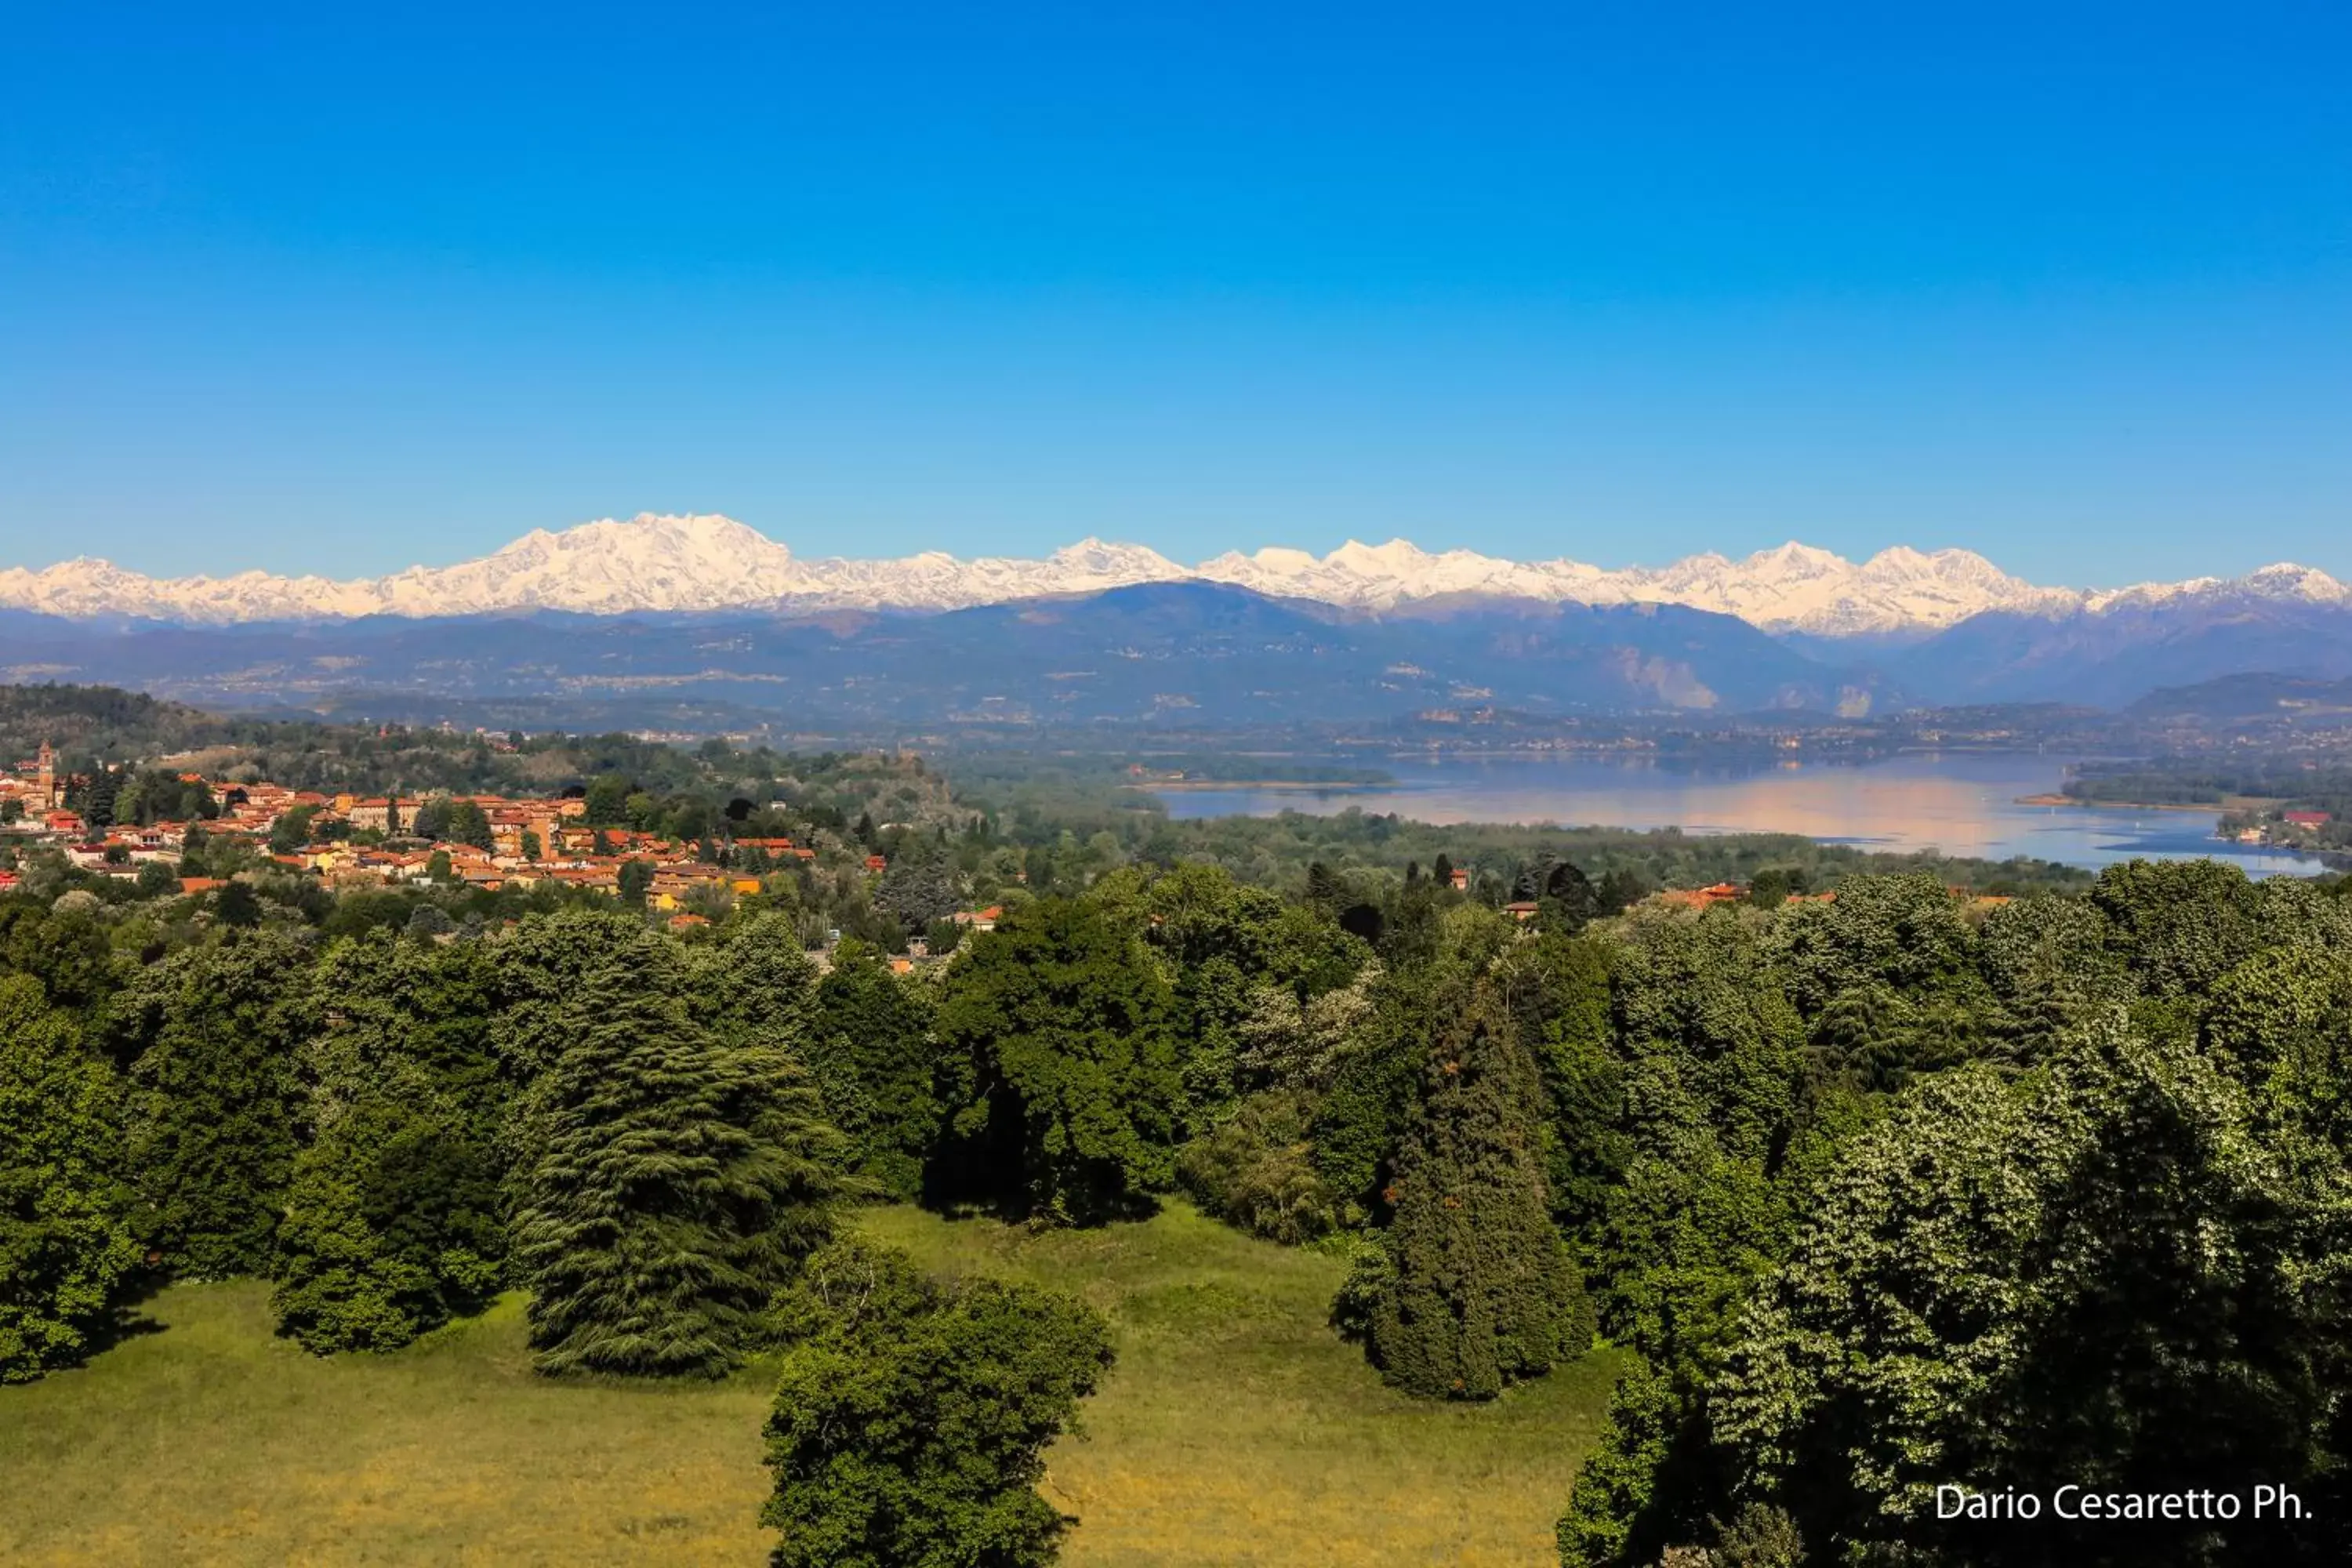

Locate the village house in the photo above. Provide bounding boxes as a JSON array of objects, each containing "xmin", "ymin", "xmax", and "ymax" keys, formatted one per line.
[
  {"xmin": 1656, "ymin": 882, "xmax": 1747, "ymax": 910},
  {"xmin": 334, "ymin": 794, "xmax": 401, "ymax": 832},
  {"xmin": 535, "ymin": 865, "xmax": 626, "ymax": 895},
  {"xmin": 648, "ymin": 865, "xmax": 734, "ymax": 910},
  {"xmin": 65, "ymin": 843, "xmax": 138, "ymax": 877}
]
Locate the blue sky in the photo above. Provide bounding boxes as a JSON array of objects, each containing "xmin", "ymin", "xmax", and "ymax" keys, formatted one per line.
[{"xmin": 2, "ymin": 2, "xmax": 2346, "ymax": 585}]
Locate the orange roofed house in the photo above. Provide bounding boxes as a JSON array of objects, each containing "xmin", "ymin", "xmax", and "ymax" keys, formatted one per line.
[{"xmin": 1656, "ymin": 882, "xmax": 1746, "ymax": 910}]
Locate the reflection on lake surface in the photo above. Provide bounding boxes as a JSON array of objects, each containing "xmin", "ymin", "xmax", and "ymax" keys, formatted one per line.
[{"xmin": 1152, "ymin": 752, "xmax": 2330, "ymax": 877}]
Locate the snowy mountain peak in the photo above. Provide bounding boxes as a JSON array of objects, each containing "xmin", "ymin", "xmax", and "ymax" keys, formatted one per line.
[
  {"xmin": 1331, "ymin": 538, "xmax": 1433, "ymax": 570},
  {"xmin": 0, "ymin": 514, "xmax": 2343, "ymax": 637},
  {"xmin": 1749, "ymin": 541, "xmax": 1847, "ymax": 575},
  {"xmin": 2242, "ymin": 561, "xmax": 2346, "ymax": 600},
  {"xmin": 1046, "ymin": 538, "xmax": 1185, "ymax": 575}
]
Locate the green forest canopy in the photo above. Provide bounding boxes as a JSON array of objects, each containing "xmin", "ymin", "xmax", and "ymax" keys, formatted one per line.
[{"xmin": 6, "ymin": 681, "xmax": 2352, "ymax": 1563}]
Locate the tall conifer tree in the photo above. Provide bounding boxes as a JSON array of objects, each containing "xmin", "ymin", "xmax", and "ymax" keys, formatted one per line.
[{"xmin": 1368, "ymin": 980, "xmax": 1594, "ymax": 1399}]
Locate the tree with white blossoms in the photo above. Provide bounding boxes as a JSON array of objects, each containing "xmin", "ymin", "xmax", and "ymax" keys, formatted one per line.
[{"xmin": 1706, "ymin": 1010, "xmax": 2352, "ymax": 1566}]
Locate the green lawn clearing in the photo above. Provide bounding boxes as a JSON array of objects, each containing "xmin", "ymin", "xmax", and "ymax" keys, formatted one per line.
[
  {"xmin": 0, "ymin": 1202, "xmax": 1618, "ymax": 1566},
  {"xmin": 872, "ymin": 1203, "xmax": 1622, "ymax": 1567}
]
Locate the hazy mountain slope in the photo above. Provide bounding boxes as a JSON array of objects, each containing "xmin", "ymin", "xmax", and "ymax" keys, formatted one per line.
[
  {"xmin": 12, "ymin": 572, "xmax": 2352, "ymax": 717},
  {"xmin": 2123, "ymin": 673, "xmax": 2352, "ymax": 725},
  {"xmin": 1888, "ymin": 590, "xmax": 2352, "ymax": 706},
  {"xmin": 0, "ymin": 582, "xmax": 1882, "ymax": 726}
]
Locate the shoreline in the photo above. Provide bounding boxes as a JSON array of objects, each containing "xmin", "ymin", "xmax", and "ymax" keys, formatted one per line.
[
  {"xmin": 2013, "ymin": 793, "xmax": 2232, "ymax": 813},
  {"xmin": 1133, "ymin": 779, "xmax": 1392, "ymax": 793}
]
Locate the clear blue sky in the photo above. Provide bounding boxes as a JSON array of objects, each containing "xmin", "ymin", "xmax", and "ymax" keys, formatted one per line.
[{"xmin": 3, "ymin": 2, "xmax": 2346, "ymax": 585}]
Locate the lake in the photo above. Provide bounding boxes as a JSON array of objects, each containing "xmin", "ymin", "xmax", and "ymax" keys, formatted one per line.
[{"xmin": 1151, "ymin": 752, "xmax": 2331, "ymax": 877}]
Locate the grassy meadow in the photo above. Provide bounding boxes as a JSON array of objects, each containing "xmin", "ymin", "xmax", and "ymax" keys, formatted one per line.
[{"xmin": 0, "ymin": 1203, "xmax": 1619, "ymax": 1566}]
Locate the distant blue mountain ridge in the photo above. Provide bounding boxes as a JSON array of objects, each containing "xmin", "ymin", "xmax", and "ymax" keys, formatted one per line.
[{"xmin": 3, "ymin": 574, "xmax": 2350, "ymax": 725}]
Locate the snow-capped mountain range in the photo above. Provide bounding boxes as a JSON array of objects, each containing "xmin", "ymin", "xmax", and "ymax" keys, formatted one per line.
[{"xmin": 1, "ymin": 512, "xmax": 2344, "ymax": 638}]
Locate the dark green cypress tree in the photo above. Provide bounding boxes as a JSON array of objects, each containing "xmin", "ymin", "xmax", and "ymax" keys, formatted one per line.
[
  {"xmin": 807, "ymin": 937, "xmax": 941, "ymax": 1200},
  {"xmin": 1367, "ymin": 980, "xmax": 1594, "ymax": 1399},
  {"xmin": 511, "ymin": 935, "xmax": 849, "ymax": 1377},
  {"xmin": 78, "ymin": 765, "xmax": 122, "ymax": 833}
]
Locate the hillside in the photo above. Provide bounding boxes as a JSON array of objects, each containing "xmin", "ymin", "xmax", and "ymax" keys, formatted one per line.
[
  {"xmin": 1886, "ymin": 590, "xmax": 2352, "ymax": 706},
  {"xmin": 0, "ymin": 583, "xmax": 1882, "ymax": 723},
  {"xmin": 0, "ymin": 683, "xmax": 234, "ymax": 767}
]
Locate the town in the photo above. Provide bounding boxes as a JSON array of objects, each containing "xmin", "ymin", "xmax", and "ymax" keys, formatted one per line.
[{"xmin": 0, "ymin": 739, "xmax": 880, "ymax": 933}]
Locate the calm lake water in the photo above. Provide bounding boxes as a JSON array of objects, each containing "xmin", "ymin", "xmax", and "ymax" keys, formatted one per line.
[{"xmin": 1152, "ymin": 752, "xmax": 2331, "ymax": 877}]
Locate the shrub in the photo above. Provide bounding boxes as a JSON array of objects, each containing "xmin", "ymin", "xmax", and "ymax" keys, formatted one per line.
[
  {"xmin": 764, "ymin": 1243, "xmax": 1114, "ymax": 1568},
  {"xmin": 1176, "ymin": 1090, "xmax": 1342, "ymax": 1243}
]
